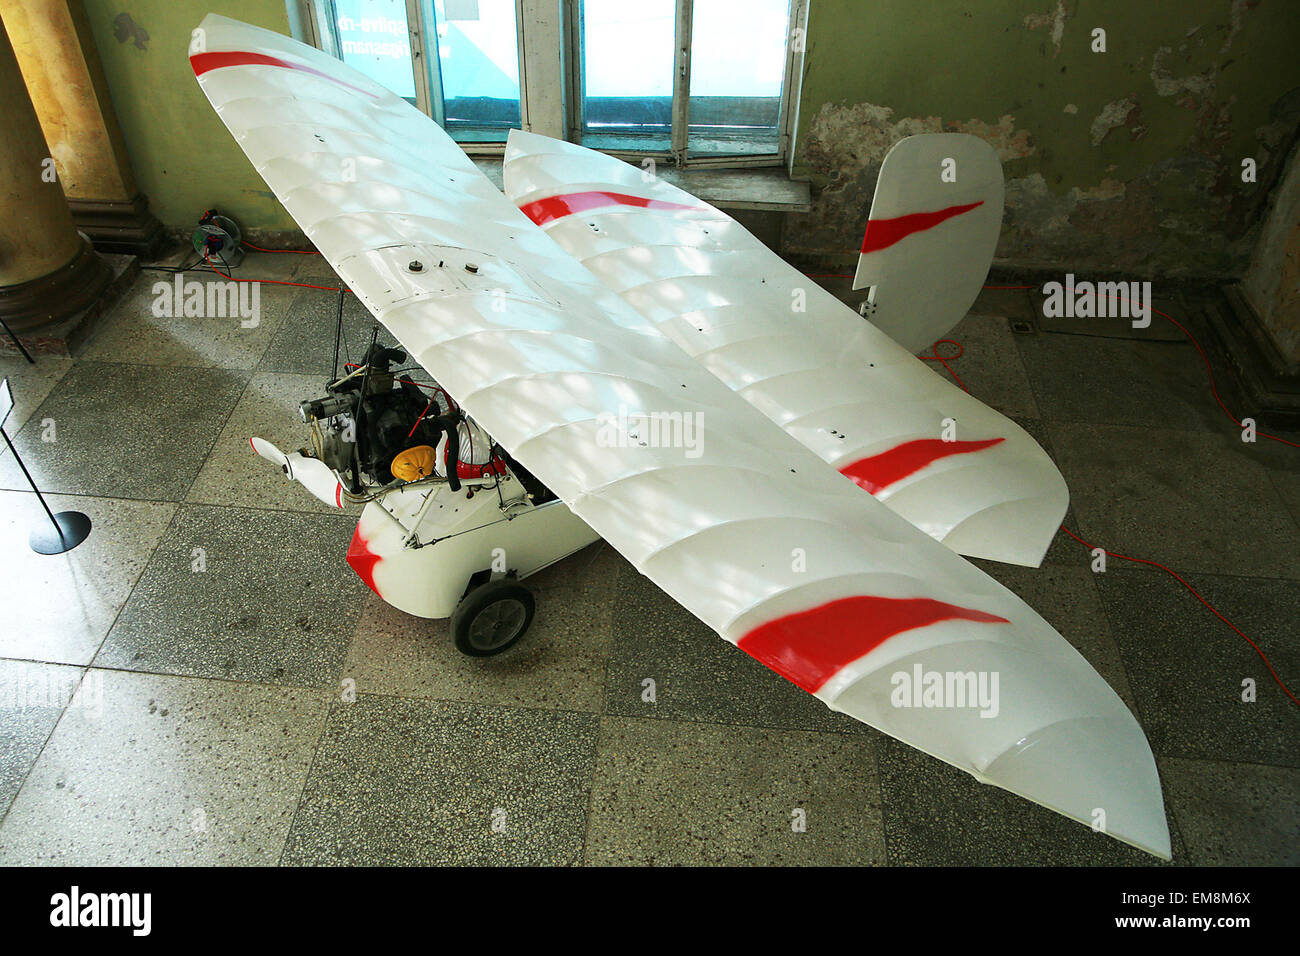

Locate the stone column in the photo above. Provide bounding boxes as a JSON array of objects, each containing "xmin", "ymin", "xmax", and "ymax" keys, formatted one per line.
[
  {"xmin": 2, "ymin": 0, "xmax": 163, "ymax": 256},
  {"xmin": 0, "ymin": 12, "xmax": 110, "ymax": 331}
]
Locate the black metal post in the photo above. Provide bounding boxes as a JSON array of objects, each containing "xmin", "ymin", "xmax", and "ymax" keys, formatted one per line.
[
  {"xmin": 0, "ymin": 316, "xmax": 35, "ymax": 364},
  {"xmin": 1, "ymin": 425, "xmax": 91, "ymax": 554}
]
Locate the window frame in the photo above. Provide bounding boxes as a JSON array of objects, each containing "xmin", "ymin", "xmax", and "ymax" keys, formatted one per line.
[{"xmin": 290, "ymin": 0, "xmax": 808, "ymax": 167}]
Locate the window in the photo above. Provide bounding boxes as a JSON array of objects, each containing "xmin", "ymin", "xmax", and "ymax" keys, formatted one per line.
[
  {"xmin": 301, "ymin": 0, "xmax": 522, "ymax": 140},
  {"xmin": 575, "ymin": 0, "xmax": 676, "ymax": 152},
  {"xmin": 422, "ymin": 0, "xmax": 523, "ymax": 140},
  {"xmin": 292, "ymin": 0, "xmax": 805, "ymax": 165},
  {"xmin": 686, "ymin": 0, "xmax": 791, "ymax": 157},
  {"xmin": 330, "ymin": 0, "xmax": 418, "ymax": 102}
]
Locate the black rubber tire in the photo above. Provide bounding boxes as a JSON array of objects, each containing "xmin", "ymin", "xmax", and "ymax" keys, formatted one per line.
[{"xmin": 450, "ymin": 579, "xmax": 536, "ymax": 657}]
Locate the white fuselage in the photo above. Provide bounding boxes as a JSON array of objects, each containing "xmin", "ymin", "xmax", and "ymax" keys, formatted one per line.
[{"xmin": 346, "ymin": 472, "xmax": 599, "ymax": 618}]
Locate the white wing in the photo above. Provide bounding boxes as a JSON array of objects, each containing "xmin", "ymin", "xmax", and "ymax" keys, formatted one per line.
[
  {"xmin": 192, "ymin": 14, "xmax": 1168, "ymax": 858},
  {"xmin": 503, "ymin": 130, "xmax": 1066, "ymax": 569}
]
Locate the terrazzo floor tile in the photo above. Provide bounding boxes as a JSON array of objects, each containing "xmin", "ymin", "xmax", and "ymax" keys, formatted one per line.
[
  {"xmin": 876, "ymin": 735, "xmax": 1184, "ymax": 866},
  {"xmin": 514, "ymin": 539, "xmax": 626, "ymax": 593},
  {"xmin": 967, "ymin": 286, "xmax": 1036, "ymax": 323},
  {"xmin": 1094, "ymin": 568, "xmax": 1300, "ymax": 767},
  {"xmin": 1270, "ymin": 469, "xmax": 1300, "ymax": 533},
  {"xmin": 280, "ymin": 695, "xmax": 598, "ymax": 865},
  {"xmin": 0, "ymin": 352, "xmax": 74, "ymax": 435},
  {"xmin": 604, "ymin": 567, "xmax": 871, "ymax": 736},
  {"xmin": 259, "ymin": 287, "xmax": 400, "ymax": 377},
  {"xmin": 229, "ymin": 250, "xmax": 320, "ymax": 282},
  {"xmin": 291, "ymin": 255, "xmax": 341, "ymax": 284},
  {"xmin": 0, "ymin": 491, "xmax": 175, "ymax": 665},
  {"xmin": 0, "ymin": 659, "xmax": 80, "ymax": 815},
  {"xmin": 79, "ymin": 270, "xmax": 293, "ymax": 370},
  {"xmin": 345, "ymin": 545, "xmax": 617, "ymax": 712},
  {"xmin": 0, "ymin": 362, "xmax": 247, "ymax": 501},
  {"xmin": 584, "ymin": 715, "xmax": 885, "ymax": 866},
  {"xmin": 185, "ymin": 371, "xmax": 362, "ymax": 515},
  {"xmin": 95, "ymin": 504, "xmax": 366, "ymax": 687},
  {"xmin": 1031, "ymin": 293, "xmax": 1191, "ymax": 343},
  {"xmin": 1015, "ymin": 330, "xmax": 1236, "ymax": 433},
  {"xmin": 1046, "ymin": 421, "xmax": 1300, "ymax": 581},
  {"xmin": 969, "ymin": 561, "xmax": 1138, "ymax": 713},
  {"xmin": 929, "ymin": 314, "xmax": 1041, "ymax": 420},
  {"xmin": 0, "ymin": 669, "xmax": 329, "ymax": 865},
  {"xmin": 1215, "ymin": 421, "xmax": 1300, "ymax": 536},
  {"xmin": 1161, "ymin": 758, "xmax": 1300, "ymax": 866}
]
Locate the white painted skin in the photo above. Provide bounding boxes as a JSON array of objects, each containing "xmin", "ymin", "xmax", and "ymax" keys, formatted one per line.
[
  {"xmin": 501, "ymin": 130, "xmax": 1066, "ymax": 569},
  {"xmin": 193, "ymin": 14, "xmax": 1169, "ymax": 858},
  {"xmin": 852, "ymin": 133, "xmax": 1007, "ymax": 353}
]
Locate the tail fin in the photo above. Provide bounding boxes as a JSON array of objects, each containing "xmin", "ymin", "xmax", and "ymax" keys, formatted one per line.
[{"xmin": 852, "ymin": 134, "xmax": 1004, "ymax": 354}]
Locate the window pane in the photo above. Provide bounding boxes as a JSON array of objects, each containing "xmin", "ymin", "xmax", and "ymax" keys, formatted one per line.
[
  {"xmin": 330, "ymin": 0, "xmax": 417, "ymax": 102},
  {"xmin": 688, "ymin": 0, "xmax": 789, "ymax": 156},
  {"xmin": 428, "ymin": 0, "xmax": 521, "ymax": 141},
  {"xmin": 580, "ymin": 0, "xmax": 675, "ymax": 152}
]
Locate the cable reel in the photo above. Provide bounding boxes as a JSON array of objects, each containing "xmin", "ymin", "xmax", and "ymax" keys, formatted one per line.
[{"xmin": 191, "ymin": 209, "xmax": 244, "ymax": 269}]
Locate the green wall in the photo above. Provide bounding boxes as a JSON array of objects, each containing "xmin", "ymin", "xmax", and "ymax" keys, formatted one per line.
[
  {"xmin": 789, "ymin": 0, "xmax": 1300, "ymax": 277},
  {"xmin": 84, "ymin": 0, "xmax": 299, "ymax": 236},
  {"xmin": 83, "ymin": 1, "xmax": 1300, "ymax": 277}
]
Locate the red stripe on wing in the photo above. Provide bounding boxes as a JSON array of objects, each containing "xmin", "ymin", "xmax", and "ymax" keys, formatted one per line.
[
  {"xmin": 738, "ymin": 595, "xmax": 1009, "ymax": 693},
  {"xmin": 190, "ymin": 50, "xmax": 379, "ymax": 99},
  {"xmin": 860, "ymin": 201, "xmax": 984, "ymax": 254},
  {"xmin": 519, "ymin": 190, "xmax": 697, "ymax": 227},
  {"xmin": 841, "ymin": 437, "xmax": 1004, "ymax": 494}
]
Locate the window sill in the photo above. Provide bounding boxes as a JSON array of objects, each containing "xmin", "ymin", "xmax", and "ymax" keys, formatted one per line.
[{"xmin": 472, "ymin": 157, "xmax": 811, "ymax": 214}]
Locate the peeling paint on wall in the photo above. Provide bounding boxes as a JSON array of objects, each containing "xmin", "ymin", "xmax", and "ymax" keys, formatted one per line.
[
  {"xmin": 790, "ymin": 99, "xmax": 1157, "ymax": 269},
  {"xmin": 112, "ymin": 13, "xmax": 149, "ymax": 52},
  {"xmin": 1024, "ymin": 1, "xmax": 1069, "ymax": 57},
  {"xmin": 949, "ymin": 115, "xmax": 1035, "ymax": 159},
  {"xmin": 791, "ymin": 102, "xmax": 1039, "ymax": 256},
  {"xmin": 1150, "ymin": 47, "xmax": 1216, "ymax": 98},
  {"xmin": 788, "ymin": 0, "xmax": 1300, "ymax": 278},
  {"xmin": 1090, "ymin": 96, "xmax": 1140, "ymax": 145}
]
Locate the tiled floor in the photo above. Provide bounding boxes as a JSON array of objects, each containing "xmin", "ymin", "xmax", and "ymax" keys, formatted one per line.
[{"xmin": 0, "ymin": 253, "xmax": 1295, "ymax": 866}]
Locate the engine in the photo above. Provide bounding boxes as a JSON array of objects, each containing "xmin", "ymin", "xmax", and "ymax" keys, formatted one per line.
[{"xmin": 299, "ymin": 342, "xmax": 458, "ymax": 491}]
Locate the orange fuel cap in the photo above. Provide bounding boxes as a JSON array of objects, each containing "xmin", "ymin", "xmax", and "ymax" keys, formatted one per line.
[{"xmin": 391, "ymin": 444, "xmax": 437, "ymax": 482}]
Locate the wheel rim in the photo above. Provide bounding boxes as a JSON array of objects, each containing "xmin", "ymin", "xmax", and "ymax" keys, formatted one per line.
[{"xmin": 467, "ymin": 597, "xmax": 528, "ymax": 651}]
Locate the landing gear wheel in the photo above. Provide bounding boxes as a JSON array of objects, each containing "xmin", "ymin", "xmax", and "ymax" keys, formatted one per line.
[{"xmin": 451, "ymin": 580, "xmax": 535, "ymax": 657}]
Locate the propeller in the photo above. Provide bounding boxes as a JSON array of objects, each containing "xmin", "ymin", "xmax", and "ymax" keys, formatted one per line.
[{"xmin": 249, "ymin": 437, "xmax": 344, "ymax": 508}]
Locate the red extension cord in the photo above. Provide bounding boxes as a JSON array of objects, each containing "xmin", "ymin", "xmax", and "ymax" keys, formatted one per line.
[{"xmin": 962, "ymin": 283, "xmax": 1297, "ymax": 707}]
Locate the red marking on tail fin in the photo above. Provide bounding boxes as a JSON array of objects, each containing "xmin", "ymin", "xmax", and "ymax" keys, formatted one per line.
[
  {"xmin": 519, "ymin": 190, "xmax": 697, "ymax": 227},
  {"xmin": 738, "ymin": 595, "xmax": 1009, "ymax": 693},
  {"xmin": 346, "ymin": 524, "xmax": 382, "ymax": 595},
  {"xmin": 860, "ymin": 201, "xmax": 984, "ymax": 254},
  {"xmin": 190, "ymin": 51, "xmax": 378, "ymax": 99},
  {"xmin": 841, "ymin": 437, "xmax": 1004, "ymax": 494}
]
